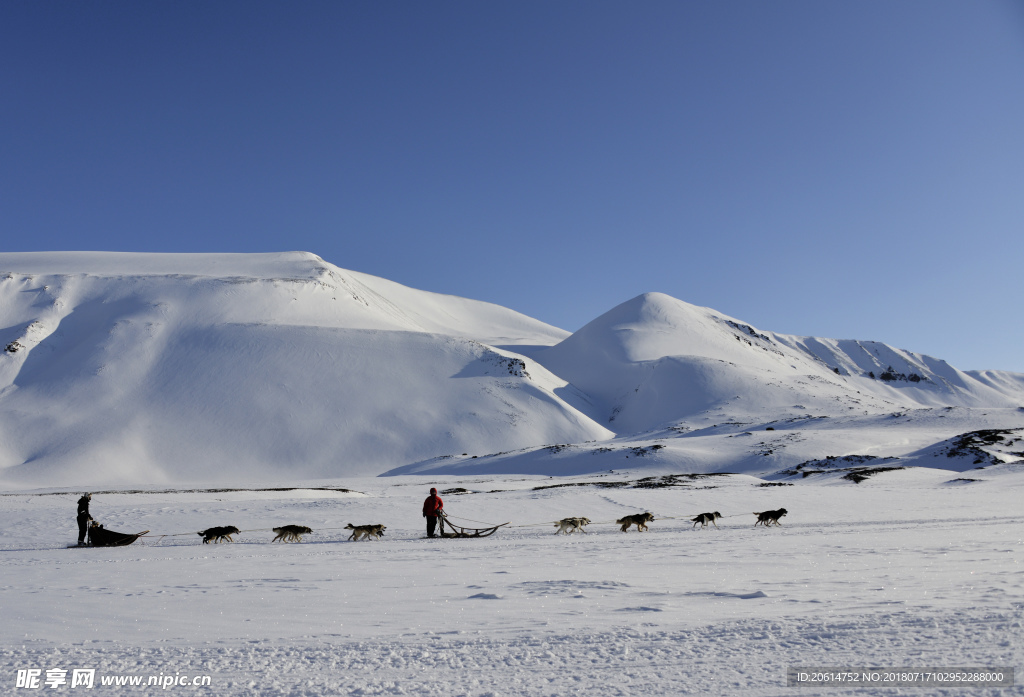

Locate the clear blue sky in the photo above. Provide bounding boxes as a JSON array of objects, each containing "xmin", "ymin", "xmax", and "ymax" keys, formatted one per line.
[{"xmin": 3, "ymin": 1, "xmax": 1023, "ymax": 371}]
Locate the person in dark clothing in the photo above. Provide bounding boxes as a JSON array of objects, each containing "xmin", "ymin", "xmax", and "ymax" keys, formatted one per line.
[
  {"xmin": 422, "ymin": 488, "xmax": 444, "ymax": 538},
  {"xmin": 76, "ymin": 493, "xmax": 93, "ymax": 546}
]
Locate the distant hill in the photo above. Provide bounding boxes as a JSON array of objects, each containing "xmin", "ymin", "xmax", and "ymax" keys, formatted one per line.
[
  {"xmin": 1, "ymin": 253, "xmax": 1021, "ymax": 487},
  {"xmin": 535, "ymin": 292, "xmax": 1024, "ymax": 434}
]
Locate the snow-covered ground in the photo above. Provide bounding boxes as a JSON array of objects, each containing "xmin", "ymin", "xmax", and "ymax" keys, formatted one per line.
[{"xmin": 2, "ymin": 468, "xmax": 1021, "ymax": 695}]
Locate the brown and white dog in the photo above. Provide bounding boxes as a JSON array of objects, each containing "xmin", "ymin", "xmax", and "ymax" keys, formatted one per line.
[
  {"xmin": 616, "ymin": 512, "xmax": 655, "ymax": 532},
  {"xmin": 346, "ymin": 523, "xmax": 386, "ymax": 541},
  {"xmin": 554, "ymin": 517, "xmax": 591, "ymax": 535}
]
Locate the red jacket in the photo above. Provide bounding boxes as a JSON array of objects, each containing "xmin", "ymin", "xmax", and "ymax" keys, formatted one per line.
[{"xmin": 422, "ymin": 494, "xmax": 443, "ymax": 516}]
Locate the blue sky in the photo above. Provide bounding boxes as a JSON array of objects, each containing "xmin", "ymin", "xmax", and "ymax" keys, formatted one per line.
[{"xmin": 3, "ymin": 1, "xmax": 1023, "ymax": 371}]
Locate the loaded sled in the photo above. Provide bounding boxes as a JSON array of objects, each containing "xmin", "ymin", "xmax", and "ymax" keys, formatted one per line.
[
  {"xmin": 85, "ymin": 522, "xmax": 149, "ymax": 547},
  {"xmin": 437, "ymin": 512, "xmax": 508, "ymax": 538}
]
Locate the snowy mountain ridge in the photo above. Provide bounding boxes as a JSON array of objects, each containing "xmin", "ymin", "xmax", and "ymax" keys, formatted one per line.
[
  {"xmin": 1, "ymin": 252, "xmax": 1022, "ymax": 487},
  {"xmin": 534, "ymin": 291, "xmax": 1023, "ymax": 432}
]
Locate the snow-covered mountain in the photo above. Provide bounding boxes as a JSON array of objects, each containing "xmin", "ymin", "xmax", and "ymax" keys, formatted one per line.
[
  {"xmin": 535, "ymin": 291, "xmax": 1024, "ymax": 433},
  {"xmin": 0, "ymin": 252, "xmax": 608, "ymax": 486},
  {"xmin": 1, "ymin": 252, "xmax": 1022, "ymax": 487}
]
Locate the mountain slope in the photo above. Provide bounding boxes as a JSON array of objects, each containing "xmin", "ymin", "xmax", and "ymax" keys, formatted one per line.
[
  {"xmin": 0, "ymin": 251, "xmax": 569, "ymax": 346},
  {"xmin": 0, "ymin": 252, "xmax": 607, "ymax": 486},
  {"xmin": 534, "ymin": 292, "xmax": 1024, "ymax": 434},
  {"xmin": 390, "ymin": 293, "xmax": 1024, "ymax": 478}
]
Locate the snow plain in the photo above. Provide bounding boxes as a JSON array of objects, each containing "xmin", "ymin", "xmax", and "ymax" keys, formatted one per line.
[{"xmin": 1, "ymin": 468, "xmax": 1022, "ymax": 696}]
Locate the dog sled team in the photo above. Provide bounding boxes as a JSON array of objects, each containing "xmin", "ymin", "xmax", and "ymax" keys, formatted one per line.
[
  {"xmin": 72, "ymin": 494, "xmax": 384, "ymax": 548},
  {"xmin": 195, "ymin": 523, "xmax": 385, "ymax": 544},
  {"xmin": 72, "ymin": 490, "xmax": 789, "ymax": 547}
]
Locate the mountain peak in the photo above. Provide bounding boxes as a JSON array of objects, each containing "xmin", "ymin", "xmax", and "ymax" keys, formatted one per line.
[{"xmin": 549, "ymin": 291, "xmax": 748, "ymax": 365}]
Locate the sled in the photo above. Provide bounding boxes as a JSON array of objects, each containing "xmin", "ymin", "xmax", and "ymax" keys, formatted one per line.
[
  {"xmin": 437, "ymin": 514, "xmax": 508, "ymax": 539},
  {"xmin": 86, "ymin": 525, "xmax": 150, "ymax": 547}
]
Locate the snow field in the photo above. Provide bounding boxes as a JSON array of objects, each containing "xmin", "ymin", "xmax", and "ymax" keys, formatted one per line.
[
  {"xmin": 2, "ymin": 471, "xmax": 1022, "ymax": 695},
  {"xmin": 3, "ymin": 609, "xmax": 1019, "ymax": 697}
]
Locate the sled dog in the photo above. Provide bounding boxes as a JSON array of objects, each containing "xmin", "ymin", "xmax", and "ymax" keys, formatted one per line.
[
  {"xmin": 691, "ymin": 511, "xmax": 722, "ymax": 529},
  {"xmin": 753, "ymin": 508, "xmax": 787, "ymax": 527},
  {"xmin": 616, "ymin": 512, "xmax": 655, "ymax": 532},
  {"xmin": 199, "ymin": 526, "xmax": 240, "ymax": 543},
  {"xmin": 346, "ymin": 523, "xmax": 386, "ymax": 541},
  {"xmin": 272, "ymin": 525, "xmax": 313, "ymax": 542},
  {"xmin": 554, "ymin": 517, "xmax": 591, "ymax": 535}
]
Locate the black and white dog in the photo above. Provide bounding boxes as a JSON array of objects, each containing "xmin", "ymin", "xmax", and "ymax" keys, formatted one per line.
[{"xmin": 691, "ymin": 511, "xmax": 722, "ymax": 529}]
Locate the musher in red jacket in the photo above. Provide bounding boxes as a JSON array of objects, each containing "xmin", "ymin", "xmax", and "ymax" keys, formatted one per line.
[{"xmin": 422, "ymin": 487, "xmax": 444, "ymax": 538}]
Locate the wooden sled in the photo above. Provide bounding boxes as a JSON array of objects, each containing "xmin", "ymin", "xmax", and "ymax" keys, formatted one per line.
[
  {"xmin": 438, "ymin": 514, "xmax": 508, "ymax": 538},
  {"xmin": 87, "ymin": 523, "xmax": 150, "ymax": 547}
]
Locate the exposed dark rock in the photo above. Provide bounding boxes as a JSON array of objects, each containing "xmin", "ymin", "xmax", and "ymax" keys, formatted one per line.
[
  {"xmin": 942, "ymin": 429, "xmax": 1022, "ymax": 466},
  {"xmin": 774, "ymin": 455, "xmax": 902, "ymax": 480},
  {"xmin": 842, "ymin": 466, "xmax": 904, "ymax": 483},
  {"xmin": 531, "ymin": 472, "xmax": 730, "ymax": 492},
  {"xmin": 499, "ymin": 357, "xmax": 529, "ymax": 377},
  {"xmin": 722, "ymin": 319, "xmax": 771, "ymax": 342},
  {"xmin": 877, "ymin": 365, "xmax": 926, "ymax": 383},
  {"xmin": 628, "ymin": 444, "xmax": 665, "ymax": 457}
]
